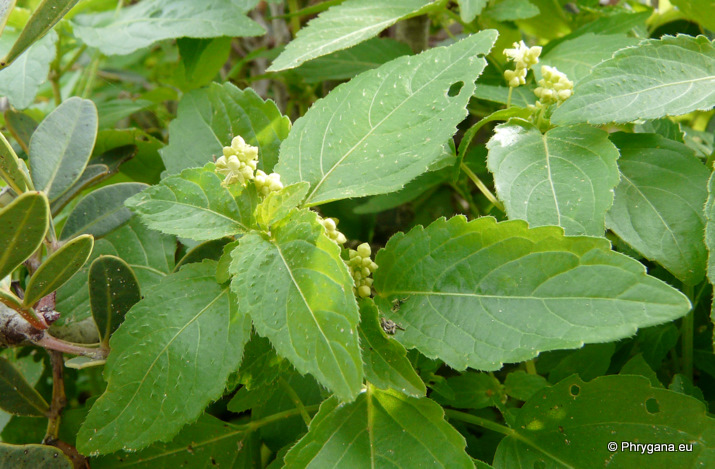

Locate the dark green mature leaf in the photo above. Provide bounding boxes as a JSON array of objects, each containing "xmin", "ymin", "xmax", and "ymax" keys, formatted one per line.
[
  {"xmin": 431, "ymin": 372, "xmax": 504, "ymax": 409},
  {"xmin": 23, "ymin": 234, "xmax": 93, "ymax": 307},
  {"xmin": 5, "ymin": 109, "xmax": 38, "ymax": 154},
  {"xmin": 277, "ymin": 31, "xmax": 497, "ymax": 206},
  {"xmin": 72, "ymin": 0, "xmax": 263, "ymax": 56},
  {"xmin": 268, "ymin": 0, "xmax": 434, "ymax": 71},
  {"xmin": 50, "ymin": 164, "xmax": 111, "ymax": 216},
  {"xmin": 0, "ymin": 192, "xmax": 48, "ymax": 280},
  {"xmin": 0, "ymin": 131, "xmax": 30, "ymax": 194},
  {"xmin": 457, "ymin": 0, "xmax": 487, "ymax": 22},
  {"xmin": 174, "ymin": 238, "xmax": 231, "ymax": 272},
  {"xmin": 161, "ymin": 83, "xmax": 290, "ymax": 174},
  {"xmin": 125, "ymin": 165, "xmax": 257, "ymax": 241},
  {"xmin": 485, "ymin": 0, "xmax": 539, "ymax": 22},
  {"xmin": 29, "ymin": 97, "xmax": 98, "ymax": 200},
  {"xmin": 504, "ymin": 370, "xmax": 548, "ymax": 401},
  {"xmin": 606, "ymin": 133, "xmax": 708, "ymax": 285},
  {"xmin": 89, "ymin": 255, "xmax": 141, "ymax": 345},
  {"xmin": 487, "ymin": 122, "xmax": 620, "ymax": 236},
  {"xmin": 61, "ymin": 182, "xmax": 148, "ymax": 240},
  {"xmin": 230, "ymin": 209, "xmax": 362, "ymax": 401},
  {"xmin": 552, "ymin": 35, "xmax": 715, "ymax": 125},
  {"xmin": 284, "ymin": 387, "xmax": 473, "ymax": 468},
  {"xmin": 0, "ymin": 443, "xmax": 72, "ymax": 469},
  {"xmin": 0, "ymin": 357, "xmax": 48, "ymax": 416},
  {"xmin": 0, "ymin": 29, "xmax": 56, "ymax": 109},
  {"xmin": 176, "ymin": 37, "xmax": 233, "ymax": 92},
  {"xmin": 374, "ymin": 216, "xmax": 691, "ymax": 371},
  {"xmin": 634, "ymin": 118, "xmax": 684, "ymax": 142},
  {"xmin": 77, "ymin": 261, "xmax": 252, "ymax": 454},
  {"xmin": 473, "ymin": 84, "xmax": 536, "ymax": 107},
  {"xmin": 358, "ymin": 298, "xmax": 425, "ymax": 397},
  {"xmin": 255, "ymin": 182, "xmax": 309, "ymax": 228},
  {"xmin": 493, "ymin": 375, "xmax": 715, "ymax": 468},
  {"xmin": 235, "ymin": 333, "xmax": 290, "ymax": 390}
]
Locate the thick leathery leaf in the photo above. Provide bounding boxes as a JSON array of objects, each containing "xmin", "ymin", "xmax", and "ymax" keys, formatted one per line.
[
  {"xmin": 125, "ymin": 165, "xmax": 258, "ymax": 241},
  {"xmin": 552, "ymin": 35, "xmax": 715, "ymax": 124},
  {"xmin": 23, "ymin": 234, "xmax": 93, "ymax": 307},
  {"xmin": 374, "ymin": 216, "xmax": 691, "ymax": 371},
  {"xmin": 268, "ymin": 0, "xmax": 434, "ymax": 71},
  {"xmin": 255, "ymin": 182, "xmax": 309, "ymax": 228},
  {"xmin": 4, "ymin": 109, "xmax": 38, "ymax": 154},
  {"xmin": 0, "ymin": 192, "xmax": 48, "ymax": 281},
  {"xmin": 0, "ymin": 357, "xmax": 48, "ymax": 416},
  {"xmin": 60, "ymin": 182, "xmax": 147, "ymax": 240},
  {"xmin": 358, "ymin": 299, "xmax": 425, "ymax": 397},
  {"xmin": 284, "ymin": 387, "xmax": 473, "ymax": 468},
  {"xmin": 487, "ymin": 122, "xmax": 620, "ymax": 236},
  {"xmin": 50, "ymin": 164, "xmax": 111, "ymax": 216},
  {"xmin": 89, "ymin": 255, "xmax": 141, "ymax": 345},
  {"xmin": 457, "ymin": 0, "xmax": 487, "ymax": 22},
  {"xmin": 0, "ymin": 29, "xmax": 56, "ymax": 109},
  {"xmin": 0, "ymin": 131, "xmax": 30, "ymax": 194},
  {"xmin": 161, "ymin": 83, "xmax": 290, "ymax": 174},
  {"xmin": 72, "ymin": 0, "xmax": 263, "ymax": 56},
  {"xmin": 230, "ymin": 209, "xmax": 362, "ymax": 401},
  {"xmin": 606, "ymin": 133, "xmax": 708, "ymax": 285},
  {"xmin": 0, "ymin": 443, "xmax": 72, "ymax": 468},
  {"xmin": 29, "ymin": 97, "xmax": 98, "ymax": 200},
  {"xmin": 276, "ymin": 31, "xmax": 497, "ymax": 206},
  {"xmin": 76, "ymin": 261, "xmax": 252, "ymax": 454},
  {"xmin": 493, "ymin": 375, "xmax": 715, "ymax": 468}
]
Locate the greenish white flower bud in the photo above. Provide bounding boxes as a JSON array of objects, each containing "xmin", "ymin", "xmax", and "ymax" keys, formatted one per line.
[
  {"xmin": 215, "ymin": 136, "xmax": 260, "ymax": 186},
  {"xmin": 346, "ymin": 243, "xmax": 378, "ymax": 298},
  {"xmin": 320, "ymin": 217, "xmax": 348, "ymax": 245},
  {"xmin": 254, "ymin": 170, "xmax": 284, "ymax": 197},
  {"xmin": 534, "ymin": 66, "xmax": 574, "ymax": 106}
]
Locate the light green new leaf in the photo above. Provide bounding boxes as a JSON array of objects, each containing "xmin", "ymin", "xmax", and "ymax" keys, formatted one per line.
[
  {"xmin": 671, "ymin": 0, "xmax": 715, "ymax": 32},
  {"xmin": 255, "ymin": 182, "xmax": 309, "ymax": 228},
  {"xmin": 552, "ymin": 35, "xmax": 715, "ymax": 125},
  {"xmin": 606, "ymin": 133, "xmax": 708, "ymax": 285},
  {"xmin": 458, "ymin": 0, "xmax": 487, "ymax": 22},
  {"xmin": 493, "ymin": 375, "xmax": 715, "ymax": 468},
  {"xmin": 230, "ymin": 209, "xmax": 362, "ymax": 401},
  {"xmin": 0, "ymin": 357, "xmax": 48, "ymax": 417},
  {"xmin": 29, "ymin": 97, "xmax": 98, "ymax": 200},
  {"xmin": 0, "ymin": 192, "xmax": 48, "ymax": 281},
  {"xmin": 125, "ymin": 165, "xmax": 257, "ymax": 241},
  {"xmin": 0, "ymin": 443, "xmax": 72, "ymax": 469},
  {"xmin": 61, "ymin": 182, "xmax": 147, "ymax": 240},
  {"xmin": 23, "ymin": 234, "xmax": 93, "ymax": 307},
  {"xmin": 485, "ymin": 0, "xmax": 539, "ymax": 22},
  {"xmin": 374, "ymin": 216, "xmax": 691, "ymax": 371},
  {"xmin": 0, "ymin": 29, "xmax": 56, "ymax": 109},
  {"xmin": 89, "ymin": 255, "xmax": 141, "ymax": 345},
  {"xmin": 487, "ymin": 122, "xmax": 620, "ymax": 236},
  {"xmin": 72, "ymin": 0, "xmax": 263, "ymax": 56},
  {"xmin": 77, "ymin": 261, "xmax": 252, "ymax": 455},
  {"xmin": 284, "ymin": 387, "xmax": 473, "ymax": 468},
  {"xmin": 268, "ymin": 0, "xmax": 434, "ymax": 71},
  {"xmin": 161, "ymin": 83, "xmax": 290, "ymax": 174},
  {"xmin": 0, "ymin": 131, "xmax": 30, "ymax": 194},
  {"xmin": 277, "ymin": 31, "xmax": 497, "ymax": 206}
]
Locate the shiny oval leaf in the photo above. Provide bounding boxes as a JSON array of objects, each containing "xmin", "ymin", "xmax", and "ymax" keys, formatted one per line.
[
  {"xmin": 0, "ymin": 443, "xmax": 72, "ymax": 469},
  {"xmin": 0, "ymin": 191, "xmax": 49, "ymax": 280},
  {"xmin": 0, "ymin": 131, "xmax": 30, "ymax": 194},
  {"xmin": 0, "ymin": 357, "xmax": 48, "ymax": 417},
  {"xmin": 89, "ymin": 255, "xmax": 141, "ymax": 345}
]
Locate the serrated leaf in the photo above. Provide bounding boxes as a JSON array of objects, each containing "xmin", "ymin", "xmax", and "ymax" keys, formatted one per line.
[
  {"xmin": 458, "ymin": 0, "xmax": 487, "ymax": 22},
  {"xmin": 485, "ymin": 0, "xmax": 539, "ymax": 22},
  {"xmin": 61, "ymin": 182, "xmax": 147, "ymax": 240},
  {"xmin": 230, "ymin": 209, "xmax": 362, "ymax": 401},
  {"xmin": 0, "ymin": 29, "xmax": 56, "ymax": 109},
  {"xmin": 268, "ymin": 0, "xmax": 434, "ymax": 71},
  {"xmin": 72, "ymin": 0, "xmax": 263, "ymax": 56},
  {"xmin": 174, "ymin": 237, "xmax": 231, "ymax": 272},
  {"xmin": 374, "ymin": 216, "xmax": 691, "ymax": 371},
  {"xmin": 487, "ymin": 122, "xmax": 620, "ymax": 236},
  {"xmin": 0, "ymin": 443, "xmax": 72, "ymax": 469},
  {"xmin": 256, "ymin": 182, "xmax": 309, "ymax": 228},
  {"xmin": 276, "ymin": 31, "xmax": 497, "ymax": 206},
  {"xmin": 29, "ymin": 97, "xmax": 98, "ymax": 200},
  {"xmin": 0, "ymin": 131, "xmax": 30, "ymax": 194},
  {"xmin": 284, "ymin": 387, "xmax": 473, "ymax": 468},
  {"xmin": 89, "ymin": 255, "xmax": 141, "ymax": 345},
  {"xmin": 504, "ymin": 370, "xmax": 548, "ymax": 401},
  {"xmin": 358, "ymin": 298, "xmax": 425, "ymax": 397},
  {"xmin": 125, "ymin": 165, "xmax": 257, "ymax": 241},
  {"xmin": 215, "ymin": 239, "xmax": 238, "ymax": 285},
  {"xmin": 493, "ymin": 375, "xmax": 715, "ymax": 468},
  {"xmin": 634, "ymin": 118, "xmax": 684, "ymax": 143},
  {"xmin": 161, "ymin": 83, "xmax": 290, "ymax": 175},
  {"xmin": 0, "ymin": 192, "xmax": 48, "ymax": 280},
  {"xmin": 23, "ymin": 234, "xmax": 93, "ymax": 307},
  {"xmin": 606, "ymin": 133, "xmax": 708, "ymax": 285},
  {"xmin": 552, "ymin": 35, "xmax": 715, "ymax": 125},
  {"xmin": 235, "ymin": 332, "xmax": 289, "ymax": 390},
  {"xmin": 77, "ymin": 261, "xmax": 252, "ymax": 454},
  {"xmin": 0, "ymin": 357, "xmax": 48, "ymax": 417}
]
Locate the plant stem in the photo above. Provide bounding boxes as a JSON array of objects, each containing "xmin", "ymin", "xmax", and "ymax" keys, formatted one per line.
[
  {"xmin": 49, "ymin": 38, "xmax": 63, "ymax": 106},
  {"xmin": 43, "ymin": 351, "xmax": 67, "ymax": 443},
  {"xmin": 449, "ymin": 182, "xmax": 480, "ymax": 219},
  {"xmin": 681, "ymin": 283, "xmax": 695, "ymax": 381},
  {"xmin": 525, "ymin": 359, "xmax": 537, "ymax": 375},
  {"xmin": 444, "ymin": 408, "xmax": 514, "ymax": 436},
  {"xmin": 460, "ymin": 163, "xmax": 505, "ymax": 212},
  {"xmin": 60, "ymin": 44, "xmax": 87, "ymax": 75},
  {"xmin": 287, "ymin": 0, "xmax": 301, "ymax": 37},
  {"xmin": 506, "ymin": 86, "xmax": 513, "ymax": 108},
  {"xmin": 237, "ymin": 404, "xmax": 321, "ymax": 432},
  {"xmin": 32, "ymin": 333, "xmax": 106, "ymax": 359},
  {"xmin": 278, "ymin": 377, "xmax": 311, "ymax": 426}
]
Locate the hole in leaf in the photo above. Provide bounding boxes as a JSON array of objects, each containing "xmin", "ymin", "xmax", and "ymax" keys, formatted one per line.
[
  {"xmin": 448, "ymin": 81, "xmax": 464, "ymax": 97},
  {"xmin": 645, "ymin": 398, "xmax": 660, "ymax": 414},
  {"xmin": 569, "ymin": 385, "xmax": 580, "ymax": 396}
]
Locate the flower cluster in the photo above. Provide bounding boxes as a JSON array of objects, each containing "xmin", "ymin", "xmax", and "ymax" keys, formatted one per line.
[
  {"xmin": 346, "ymin": 243, "xmax": 378, "ymax": 298},
  {"xmin": 534, "ymin": 65, "xmax": 574, "ymax": 105},
  {"xmin": 215, "ymin": 136, "xmax": 259, "ymax": 186},
  {"xmin": 503, "ymin": 41, "xmax": 541, "ymax": 88},
  {"xmin": 254, "ymin": 170, "xmax": 283, "ymax": 196},
  {"xmin": 320, "ymin": 217, "xmax": 347, "ymax": 245}
]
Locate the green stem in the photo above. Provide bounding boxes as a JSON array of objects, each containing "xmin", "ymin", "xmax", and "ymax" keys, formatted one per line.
[
  {"xmin": 444, "ymin": 409, "xmax": 514, "ymax": 436},
  {"xmin": 461, "ymin": 163, "xmax": 505, "ymax": 212},
  {"xmin": 287, "ymin": 0, "xmax": 302, "ymax": 37},
  {"xmin": 234, "ymin": 405, "xmax": 321, "ymax": 432},
  {"xmin": 49, "ymin": 38, "xmax": 63, "ymax": 106},
  {"xmin": 60, "ymin": 44, "xmax": 87, "ymax": 75},
  {"xmin": 506, "ymin": 86, "xmax": 513, "ymax": 109},
  {"xmin": 449, "ymin": 182, "xmax": 480, "ymax": 219},
  {"xmin": 525, "ymin": 359, "xmax": 537, "ymax": 375},
  {"xmin": 442, "ymin": 9, "xmax": 476, "ymax": 33},
  {"xmin": 278, "ymin": 377, "xmax": 311, "ymax": 426},
  {"xmin": 681, "ymin": 283, "xmax": 695, "ymax": 381}
]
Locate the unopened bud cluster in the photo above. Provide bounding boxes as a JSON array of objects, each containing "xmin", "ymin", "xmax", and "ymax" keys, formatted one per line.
[
  {"xmin": 320, "ymin": 217, "xmax": 347, "ymax": 245},
  {"xmin": 534, "ymin": 66, "xmax": 573, "ymax": 105},
  {"xmin": 215, "ymin": 136, "xmax": 283, "ymax": 194},
  {"xmin": 503, "ymin": 41, "xmax": 541, "ymax": 88},
  {"xmin": 254, "ymin": 170, "xmax": 283, "ymax": 196},
  {"xmin": 347, "ymin": 243, "xmax": 378, "ymax": 298}
]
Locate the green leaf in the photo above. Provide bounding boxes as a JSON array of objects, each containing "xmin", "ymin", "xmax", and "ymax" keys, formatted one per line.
[
  {"xmin": 161, "ymin": 82, "xmax": 290, "ymax": 174},
  {"xmin": 634, "ymin": 118, "xmax": 684, "ymax": 143},
  {"xmin": 541, "ymin": 343, "xmax": 615, "ymax": 383},
  {"xmin": 50, "ymin": 164, "xmax": 111, "ymax": 216},
  {"xmin": 0, "ymin": 357, "xmax": 48, "ymax": 416},
  {"xmin": 458, "ymin": 0, "xmax": 487, "ymax": 22},
  {"xmin": 235, "ymin": 332, "xmax": 290, "ymax": 390},
  {"xmin": 621, "ymin": 353, "xmax": 662, "ymax": 389},
  {"xmin": 552, "ymin": 35, "xmax": 715, "ymax": 125},
  {"xmin": 570, "ymin": 11, "xmax": 650, "ymax": 37},
  {"xmin": 473, "ymin": 83, "xmax": 536, "ymax": 107},
  {"xmin": 0, "ymin": 1, "xmax": 16, "ymax": 36},
  {"xmin": 487, "ymin": 122, "xmax": 620, "ymax": 236},
  {"xmin": 29, "ymin": 97, "xmax": 98, "ymax": 200},
  {"xmin": 504, "ymin": 370, "xmax": 548, "ymax": 401},
  {"xmin": 174, "ymin": 237, "xmax": 231, "ymax": 272},
  {"xmin": 215, "ymin": 239, "xmax": 238, "ymax": 284},
  {"xmin": 485, "ymin": 0, "xmax": 539, "ymax": 22},
  {"xmin": 89, "ymin": 255, "xmax": 141, "ymax": 345},
  {"xmin": 0, "ymin": 29, "xmax": 56, "ymax": 109},
  {"xmin": 431, "ymin": 372, "xmax": 504, "ymax": 409},
  {"xmin": 255, "ymin": 182, "xmax": 310, "ymax": 228},
  {"xmin": 267, "ymin": 0, "xmax": 434, "ymax": 71},
  {"xmin": 0, "ymin": 0, "xmax": 77, "ymax": 68},
  {"xmin": 374, "ymin": 216, "xmax": 691, "ymax": 371},
  {"xmin": 77, "ymin": 261, "xmax": 252, "ymax": 455},
  {"xmin": 0, "ymin": 443, "xmax": 72, "ymax": 469},
  {"xmin": 5, "ymin": 109, "xmax": 38, "ymax": 154},
  {"xmin": 125, "ymin": 165, "xmax": 257, "ymax": 241},
  {"xmin": 174, "ymin": 37, "xmax": 232, "ymax": 92},
  {"xmin": 61, "ymin": 182, "xmax": 148, "ymax": 240},
  {"xmin": 284, "ymin": 387, "xmax": 473, "ymax": 468},
  {"xmin": 0, "ymin": 192, "xmax": 48, "ymax": 281},
  {"xmin": 23, "ymin": 234, "xmax": 93, "ymax": 307},
  {"xmin": 230, "ymin": 209, "xmax": 362, "ymax": 401},
  {"xmin": 606, "ymin": 133, "xmax": 708, "ymax": 285},
  {"xmin": 0, "ymin": 131, "xmax": 30, "ymax": 194},
  {"xmin": 671, "ymin": 0, "xmax": 715, "ymax": 31},
  {"xmin": 493, "ymin": 375, "xmax": 715, "ymax": 468},
  {"xmin": 72, "ymin": 0, "xmax": 263, "ymax": 56},
  {"xmin": 358, "ymin": 298, "xmax": 425, "ymax": 397},
  {"xmin": 277, "ymin": 31, "xmax": 497, "ymax": 206}
]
